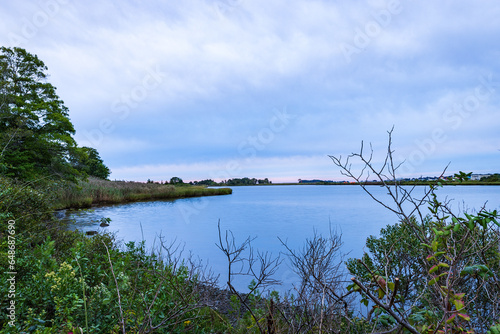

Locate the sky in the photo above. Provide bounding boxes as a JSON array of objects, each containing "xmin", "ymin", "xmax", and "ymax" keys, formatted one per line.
[{"xmin": 1, "ymin": 0, "xmax": 499, "ymax": 183}]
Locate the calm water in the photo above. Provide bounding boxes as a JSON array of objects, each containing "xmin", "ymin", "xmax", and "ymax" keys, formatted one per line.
[{"xmin": 64, "ymin": 185, "xmax": 500, "ymax": 292}]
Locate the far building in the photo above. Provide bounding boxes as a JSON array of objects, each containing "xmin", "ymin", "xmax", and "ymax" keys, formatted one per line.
[{"xmin": 470, "ymin": 173, "xmax": 492, "ymax": 181}]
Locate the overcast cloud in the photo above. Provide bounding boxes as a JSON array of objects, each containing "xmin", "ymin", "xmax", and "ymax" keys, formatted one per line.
[{"xmin": 1, "ymin": 0, "xmax": 499, "ymax": 182}]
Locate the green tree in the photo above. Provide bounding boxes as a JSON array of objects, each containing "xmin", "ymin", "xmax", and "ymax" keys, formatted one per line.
[
  {"xmin": 226, "ymin": 177, "xmax": 258, "ymax": 185},
  {"xmin": 169, "ymin": 176, "xmax": 183, "ymax": 184},
  {"xmin": 258, "ymin": 178, "xmax": 270, "ymax": 184},
  {"xmin": 194, "ymin": 179, "xmax": 218, "ymax": 186},
  {"xmin": 0, "ymin": 47, "xmax": 79, "ymax": 180},
  {"xmin": 71, "ymin": 146, "xmax": 110, "ymax": 179}
]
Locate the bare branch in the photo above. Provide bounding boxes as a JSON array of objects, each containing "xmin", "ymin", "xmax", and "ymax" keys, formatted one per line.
[{"xmin": 352, "ymin": 278, "xmax": 420, "ymax": 334}]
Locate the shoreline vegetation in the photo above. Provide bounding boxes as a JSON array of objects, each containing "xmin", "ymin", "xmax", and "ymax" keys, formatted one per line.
[{"xmin": 53, "ymin": 177, "xmax": 233, "ymax": 209}]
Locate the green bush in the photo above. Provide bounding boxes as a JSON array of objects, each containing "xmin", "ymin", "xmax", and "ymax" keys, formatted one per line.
[{"xmin": 0, "ymin": 177, "xmax": 55, "ymax": 234}]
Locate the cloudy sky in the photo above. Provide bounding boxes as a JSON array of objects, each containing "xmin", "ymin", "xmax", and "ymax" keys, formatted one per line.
[{"xmin": 1, "ymin": 0, "xmax": 499, "ymax": 182}]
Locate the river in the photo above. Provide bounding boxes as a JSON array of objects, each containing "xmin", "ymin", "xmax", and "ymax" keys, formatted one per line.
[{"xmin": 63, "ymin": 184, "xmax": 500, "ymax": 292}]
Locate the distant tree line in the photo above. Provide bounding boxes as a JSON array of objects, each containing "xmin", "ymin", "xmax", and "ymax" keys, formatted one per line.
[
  {"xmin": 147, "ymin": 174, "xmax": 500, "ymax": 187},
  {"xmin": 225, "ymin": 177, "xmax": 271, "ymax": 186},
  {"xmin": 146, "ymin": 177, "xmax": 183, "ymax": 185},
  {"xmin": 191, "ymin": 177, "xmax": 272, "ymax": 186},
  {"xmin": 480, "ymin": 173, "xmax": 500, "ymax": 182},
  {"xmin": 146, "ymin": 177, "xmax": 272, "ymax": 186}
]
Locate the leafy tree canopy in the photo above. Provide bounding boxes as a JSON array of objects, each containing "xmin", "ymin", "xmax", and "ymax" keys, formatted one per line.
[
  {"xmin": 0, "ymin": 47, "xmax": 108, "ymax": 181},
  {"xmin": 169, "ymin": 176, "xmax": 183, "ymax": 184},
  {"xmin": 71, "ymin": 146, "xmax": 110, "ymax": 179},
  {"xmin": 226, "ymin": 177, "xmax": 257, "ymax": 186}
]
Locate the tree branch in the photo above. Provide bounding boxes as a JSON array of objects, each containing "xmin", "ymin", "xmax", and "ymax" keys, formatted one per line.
[{"xmin": 351, "ymin": 278, "xmax": 420, "ymax": 334}]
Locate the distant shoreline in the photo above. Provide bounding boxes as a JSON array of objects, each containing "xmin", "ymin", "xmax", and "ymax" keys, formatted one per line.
[{"xmin": 220, "ymin": 181, "xmax": 500, "ymax": 186}]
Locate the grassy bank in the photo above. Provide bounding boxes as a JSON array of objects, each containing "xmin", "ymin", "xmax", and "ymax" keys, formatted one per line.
[{"xmin": 53, "ymin": 177, "xmax": 232, "ymax": 209}]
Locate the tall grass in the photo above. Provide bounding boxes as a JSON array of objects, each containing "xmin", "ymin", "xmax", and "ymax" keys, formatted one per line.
[{"xmin": 53, "ymin": 177, "xmax": 232, "ymax": 209}]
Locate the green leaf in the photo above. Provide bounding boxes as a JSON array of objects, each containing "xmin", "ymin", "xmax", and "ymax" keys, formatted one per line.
[
  {"xmin": 432, "ymin": 240, "xmax": 439, "ymax": 252},
  {"xmin": 421, "ymin": 243, "xmax": 432, "ymax": 249},
  {"xmin": 481, "ymin": 219, "xmax": 488, "ymax": 229},
  {"xmin": 446, "ymin": 314, "xmax": 456, "ymax": 323},
  {"xmin": 461, "ymin": 265, "xmax": 494, "ymax": 278},
  {"xmin": 458, "ymin": 313, "xmax": 471, "ymax": 321},
  {"xmin": 428, "ymin": 276, "xmax": 439, "ymax": 285},
  {"xmin": 429, "ymin": 265, "xmax": 439, "ymax": 274},
  {"xmin": 454, "ymin": 299, "xmax": 465, "ymax": 311},
  {"xmin": 467, "ymin": 220, "xmax": 475, "ymax": 230},
  {"xmin": 378, "ymin": 288, "xmax": 386, "ymax": 299}
]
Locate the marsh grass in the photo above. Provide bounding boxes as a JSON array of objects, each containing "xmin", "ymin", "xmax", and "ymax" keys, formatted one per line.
[{"xmin": 53, "ymin": 177, "xmax": 232, "ymax": 209}]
